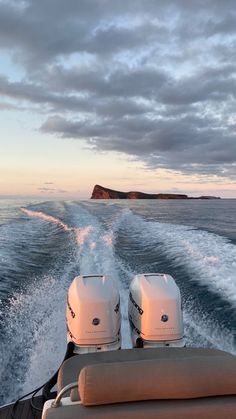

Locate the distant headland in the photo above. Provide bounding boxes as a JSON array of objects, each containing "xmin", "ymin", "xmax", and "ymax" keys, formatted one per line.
[{"xmin": 91, "ymin": 185, "xmax": 221, "ymax": 200}]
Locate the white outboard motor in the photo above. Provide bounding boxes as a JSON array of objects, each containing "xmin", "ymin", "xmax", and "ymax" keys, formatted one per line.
[
  {"xmin": 128, "ymin": 273, "xmax": 184, "ymax": 348},
  {"xmin": 67, "ymin": 275, "xmax": 121, "ymax": 354}
]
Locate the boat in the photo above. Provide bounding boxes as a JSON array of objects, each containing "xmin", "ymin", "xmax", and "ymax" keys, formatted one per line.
[{"xmin": 1, "ymin": 273, "xmax": 236, "ymax": 418}]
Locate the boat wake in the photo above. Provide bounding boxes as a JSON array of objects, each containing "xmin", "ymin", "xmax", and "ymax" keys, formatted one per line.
[
  {"xmin": 112, "ymin": 209, "xmax": 236, "ymax": 307},
  {"xmin": 0, "ymin": 201, "xmax": 235, "ymax": 405}
]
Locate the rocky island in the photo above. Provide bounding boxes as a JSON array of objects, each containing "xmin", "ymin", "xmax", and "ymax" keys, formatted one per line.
[{"xmin": 91, "ymin": 185, "xmax": 221, "ymax": 200}]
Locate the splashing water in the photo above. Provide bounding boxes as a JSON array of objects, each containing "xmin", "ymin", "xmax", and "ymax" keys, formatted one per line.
[
  {"xmin": 102, "ymin": 233, "xmax": 113, "ymax": 247},
  {"xmin": 0, "ymin": 200, "xmax": 234, "ymax": 406},
  {"xmin": 74, "ymin": 226, "xmax": 93, "ymax": 245},
  {"xmin": 21, "ymin": 207, "xmax": 94, "ymax": 247},
  {"xmin": 21, "ymin": 208, "xmax": 71, "ymax": 232},
  {"xmin": 113, "ymin": 210, "xmax": 236, "ymax": 307}
]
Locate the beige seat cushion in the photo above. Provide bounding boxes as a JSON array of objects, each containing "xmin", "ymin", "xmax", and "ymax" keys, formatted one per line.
[
  {"xmin": 78, "ymin": 356, "xmax": 236, "ymax": 406},
  {"xmin": 58, "ymin": 347, "xmax": 231, "ymax": 395}
]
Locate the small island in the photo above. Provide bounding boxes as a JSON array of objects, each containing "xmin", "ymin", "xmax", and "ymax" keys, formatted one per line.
[{"xmin": 91, "ymin": 185, "xmax": 221, "ymax": 200}]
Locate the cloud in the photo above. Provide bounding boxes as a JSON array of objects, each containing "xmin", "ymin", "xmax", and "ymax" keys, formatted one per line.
[
  {"xmin": 40, "ymin": 113, "xmax": 236, "ymax": 177},
  {"xmin": 37, "ymin": 186, "xmax": 67, "ymax": 193},
  {"xmin": 0, "ymin": 0, "xmax": 236, "ymax": 179}
]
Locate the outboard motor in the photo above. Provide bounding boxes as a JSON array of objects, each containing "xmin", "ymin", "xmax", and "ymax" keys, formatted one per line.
[
  {"xmin": 67, "ymin": 275, "xmax": 121, "ymax": 354},
  {"xmin": 128, "ymin": 273, "xmax": 184, "ymax": 348}
]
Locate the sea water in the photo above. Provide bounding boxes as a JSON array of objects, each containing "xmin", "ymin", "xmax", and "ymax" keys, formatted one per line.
[{"xmin": 0, "ymin": 198, "xmax": 235, "ymax": 404}]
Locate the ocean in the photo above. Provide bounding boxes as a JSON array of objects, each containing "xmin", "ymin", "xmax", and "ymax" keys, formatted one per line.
[{"xmin": 0, "ymin": 198, "xmax": 235, "ymax": 405}]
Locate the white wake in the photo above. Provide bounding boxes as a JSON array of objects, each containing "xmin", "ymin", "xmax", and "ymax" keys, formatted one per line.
[{"xmin": 1, "ymin": 204, "xmax": 234, "ymax": 405}]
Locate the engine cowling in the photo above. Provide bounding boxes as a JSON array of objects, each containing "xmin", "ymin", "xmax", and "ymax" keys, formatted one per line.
[
  {"xmin": 128, "ymin": 273, "xmax": 184, "ymax": 348},
  {"xmin": 66, "ymin": 275, "xmax": 121, "ymax": 353}
]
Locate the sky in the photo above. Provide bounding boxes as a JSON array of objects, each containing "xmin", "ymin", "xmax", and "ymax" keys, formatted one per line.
[{"xmin": 0, "ymin": 0, "xmax": 236, "ymax": 198}]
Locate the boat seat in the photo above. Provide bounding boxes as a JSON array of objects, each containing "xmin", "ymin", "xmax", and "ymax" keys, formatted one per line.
[
  {"xmin": 58, "ymin": 346, "xmax": 232, "ymax": 395},
  {"xmin": 42, "ymin": 397, "xmax": 236, "ymax": 419},
  {"xmin": 42, "ymin": 348, "xmax": 236, "ymax": 419}
]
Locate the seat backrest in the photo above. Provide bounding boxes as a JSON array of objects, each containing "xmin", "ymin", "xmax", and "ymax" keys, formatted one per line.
[
  {"xmin": 78, "ymin": 355, "xmax": 236, "ymax": 406},
  {"xmin": 58, "ymin": 346, "xmax": 232, "ymax": 394},
  {"xmin": 42, "ymin": 353, "xmax": 236, "ymax": 419}
]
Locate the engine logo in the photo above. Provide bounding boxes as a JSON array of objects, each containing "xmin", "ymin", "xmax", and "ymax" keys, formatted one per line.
[
  {"xmin": 161, "ymin": 314, "xmax": 168, "ymax": 322},
  {"xmin": 92, "ymin": 318, "xmax": 100, "ymax": 326}
]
